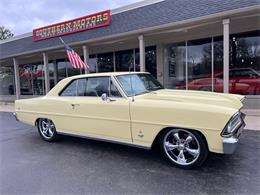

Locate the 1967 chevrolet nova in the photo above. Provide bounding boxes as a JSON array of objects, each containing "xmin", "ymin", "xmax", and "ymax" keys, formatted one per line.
[{"xmin": 14, "ymin": 72, "xmax": 246, "ymax": 168}]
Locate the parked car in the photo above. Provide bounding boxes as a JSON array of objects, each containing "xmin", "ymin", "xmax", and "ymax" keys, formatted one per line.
[
  {"xmin": 14, "ymin": 72, "xmax": 245, "ymax": 168},
  {"xmin": 176, "ymin": 68, "xmax": 260, "ymax": 95}
]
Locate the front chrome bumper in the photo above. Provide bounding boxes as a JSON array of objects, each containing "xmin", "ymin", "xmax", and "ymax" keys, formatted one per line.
[
  {"xmin": 13, "ymin": 112, "xmax": 18, "ymax": 121},
  {"xmin": 223, "ymin": 113, "xmax": 246, "ymax": 154}
]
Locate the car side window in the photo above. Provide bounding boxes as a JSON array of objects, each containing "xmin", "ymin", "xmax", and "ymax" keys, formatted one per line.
[
  {"xmin": 110, "ymin": 79, "xmax": 122, "ymax": 97},
  {"xmin": 86, "ymin": 77, "xmax": 109, "ymax": 97},
  {"xmin": 77, "ymin": 79, "xmax": 87, "ymax": 96},
  {"xmin": 60, "ymin": 80, "xmax": 77, "ymax": 96}
]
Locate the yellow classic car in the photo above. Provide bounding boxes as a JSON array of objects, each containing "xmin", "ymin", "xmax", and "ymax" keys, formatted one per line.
[{"xmin": 14, "ymin": 72, "xmax": 246, "ymax": 168}]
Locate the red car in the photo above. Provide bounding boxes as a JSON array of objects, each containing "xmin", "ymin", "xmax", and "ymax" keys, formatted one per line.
[{"xmin": 176, "ymin": 68, "xmax": 260, "ymax": 95}]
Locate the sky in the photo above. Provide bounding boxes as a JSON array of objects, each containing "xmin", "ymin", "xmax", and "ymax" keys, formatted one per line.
[{"xmin": 0, "ymin": 0, "xmax": 143, "ymax": 36}]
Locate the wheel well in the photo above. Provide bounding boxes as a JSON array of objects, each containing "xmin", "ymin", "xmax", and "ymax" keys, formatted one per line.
[
  {"xmin": 151, "ymin": 127, "xmax": 209, "ymax": 150},
  {"xmin": 35, "ymin": 118, "xmax": 41, "ymax": 127}
]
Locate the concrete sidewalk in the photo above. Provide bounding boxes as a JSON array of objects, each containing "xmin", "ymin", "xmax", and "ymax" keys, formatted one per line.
[{"xmin": 1, "ymin": 102, "xmax": 259, "ymax": 130}]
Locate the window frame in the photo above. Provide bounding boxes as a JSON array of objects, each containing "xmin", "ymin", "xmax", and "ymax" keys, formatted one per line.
[{"xmin": 59, "ymin": 76, "xmax": 125, "ymax": 98}]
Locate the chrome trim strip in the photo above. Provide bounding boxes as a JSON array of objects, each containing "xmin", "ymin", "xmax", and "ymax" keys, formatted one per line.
[{"xmin": 58, "ymin": 132, "xmax": 151, "ymax": 150}]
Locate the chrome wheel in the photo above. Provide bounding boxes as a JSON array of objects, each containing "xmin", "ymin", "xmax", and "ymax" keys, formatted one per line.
[
  {"xmin": 39, "ymin": 119, "xmax": 55, "ymax": 139},
  {"xmin": 163, "ymin": 129, "xmax": 200, "ymax": 166}
]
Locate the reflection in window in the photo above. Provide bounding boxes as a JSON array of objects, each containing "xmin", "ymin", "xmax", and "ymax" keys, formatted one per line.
[
  {"xmin": 57, "ymin": 59, "xmax": 80, "ymax": 81},
  {"xmin": 229, "ymin": 31, "xmax": 260, "ymax": 95},
  {"xmin": 187, "ymin": 38, "xmax": 212, "ymax": 91},
  {"xmin": 115, "ymin": 50, "xmax": 134, "ymax": 71},
  {"xmin": 146, "ymin": 46, "xmax": 157, "ymax": 78},
  {"xmin": 165, "ymin": 42, "xmax": 186, "ymax": 89},
  {"xmin": 135, "ymin": 46, "xmax": 157, "ymax": 77},
  {"xmin": 110, "ymin": 79, "xmax": 122, "ymax": 97},
  {"xmin": 86, "ymin": 77, "xmax": 109, "ymax": 97},
  {"xmin": 60, "ymin": 80, "xmax": 77, "ymax": 96},
  {"xmin": 97, "ymin": 52, "xmax": 114, "ymax": 72},
  {"xmin": 0, "ymin": 66, "xmax": 15, "ymax": 95},
  {"xmin": 48, "ymin": 62, "xmax": 56, "ymax": 89},
  {"xmin": 213, "ymin": 37, "xmax": 224, "ymax": 93},
  {"xmin": 19, "ymin": 63, "xmax": 45, "ymax": 95},
  {"xmin": 89, "ymin": 55, "xmax": 98, "ymax": 73}
]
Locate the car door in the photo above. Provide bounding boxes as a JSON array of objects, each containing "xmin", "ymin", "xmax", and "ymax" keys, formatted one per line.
[{"xmin": 70, "ymin": 76, "xmax": 132, "ymax": 142}]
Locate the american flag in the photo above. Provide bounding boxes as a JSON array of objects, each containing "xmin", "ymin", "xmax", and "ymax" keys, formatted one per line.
[{"xmin": 59, "ymin": 37, "xmax": 89, "ymax": 69}]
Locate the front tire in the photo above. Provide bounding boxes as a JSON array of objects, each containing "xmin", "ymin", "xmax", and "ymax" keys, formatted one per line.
[
  {"xmin": 159, "ymin": 128, "xmax": 208, "ymax": 169},
  {"xmin": 37, "ymin": 118, "xmax": 58, "ymax": 142}
]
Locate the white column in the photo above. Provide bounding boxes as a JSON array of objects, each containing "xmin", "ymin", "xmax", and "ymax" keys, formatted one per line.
[
  {"xmin": 138, "ymin": 35, "xmax": 145, "ymax": 72},
  {"xmin": 83, "ymin": 45, "xmax": 89, "ymax": 74},
  {"xmin": 156, "ymin": 44, "xmax": 164, "ymax": 84},
  {"xmin": 223, "ymin": 19, "xmax": 230, "ymax": 93},
  {"xmin": 13, "ymin": 58, "xmax": 20, "ymax": 100},
  {"xmin": 43, "ymin": 52, "xmax": 50, "ymax": 94}
]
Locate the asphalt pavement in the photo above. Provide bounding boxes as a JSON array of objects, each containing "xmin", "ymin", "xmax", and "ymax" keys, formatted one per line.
[{"xmin": 0, "ymin": 112, "xmax": 259, "ymax": 194}]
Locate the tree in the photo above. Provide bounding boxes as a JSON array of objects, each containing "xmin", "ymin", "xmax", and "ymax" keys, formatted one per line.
[{"xmin": 0, "ymin": 26, "xmax": 14, "ymax": 40}]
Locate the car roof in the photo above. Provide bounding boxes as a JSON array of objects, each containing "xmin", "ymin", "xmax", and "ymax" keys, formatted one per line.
[{"xmin": 68, "ymin": 71, "xmax": 149, "ymax": 79}]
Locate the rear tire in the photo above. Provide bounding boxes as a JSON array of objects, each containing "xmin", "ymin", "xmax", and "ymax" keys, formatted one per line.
[
  {"xmin": 159, "ymin": 128, "xmax": 208, "ymax": 169},
  {"xmin": 37, "ymin": 118, "xmax": 58, "ymax": 142}
]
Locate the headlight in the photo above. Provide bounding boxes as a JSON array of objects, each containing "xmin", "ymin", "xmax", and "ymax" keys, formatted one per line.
[{"xmin": 221, "ymin": 112, "xmax": 243, "ymax": 138}]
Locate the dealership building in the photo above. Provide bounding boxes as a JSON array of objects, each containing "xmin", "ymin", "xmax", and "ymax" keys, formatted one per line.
[{"xmin": 0, "ymin": 0, "xmax": 259, "ymax": 107}]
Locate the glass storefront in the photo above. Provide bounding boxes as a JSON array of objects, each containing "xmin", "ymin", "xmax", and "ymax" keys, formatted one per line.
[
  {"xmin": 165, "ymin": 30, "xmax": 260, "ymax": 95},
  {"xmin": 0, "ymin": 66, "xmax": 15, "ymax": 95},
  {"xmin": 9, "ymin": 31, "xmax": 259, "ymax": 97}
]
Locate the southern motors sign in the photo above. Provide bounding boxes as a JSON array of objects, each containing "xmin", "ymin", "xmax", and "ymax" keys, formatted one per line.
[{"xmin": 33, "ymin": 10, "xmax": 110, "ymax": 41}]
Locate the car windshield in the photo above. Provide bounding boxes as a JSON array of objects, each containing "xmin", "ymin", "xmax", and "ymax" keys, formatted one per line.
[{"xmin": 116, "ymin": 73, "xmax": 164, "ymax": 96}]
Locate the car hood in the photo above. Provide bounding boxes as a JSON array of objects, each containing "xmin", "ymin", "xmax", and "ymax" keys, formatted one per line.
[{"xmin": 140, "ymin": 89, "xmax": 244, "ymax": 110}]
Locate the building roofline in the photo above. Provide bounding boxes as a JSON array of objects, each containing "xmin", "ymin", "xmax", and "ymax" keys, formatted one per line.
[
  {"xmin": 111, "ymin": 0, "xmax": 165, "ymax": 15},
  {"xmin": 0, "ymin": 0, "xmax": 165, "ymax": 44},
  {"xmin": 1, "ymin": 4, "xmax": 259, "ymax": 61}
]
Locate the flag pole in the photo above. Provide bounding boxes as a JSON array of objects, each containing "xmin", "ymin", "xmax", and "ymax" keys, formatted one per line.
[{"xmin": 59, "ymin": 37, "xmax": 65, "ymax": 45}]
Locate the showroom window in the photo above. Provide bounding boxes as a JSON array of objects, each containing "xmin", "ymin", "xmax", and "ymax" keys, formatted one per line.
[
  {"xmin": 19, "ymin": 63, "xmax": 45, "ymax": 95},
  {"xmin": 97, "ymin": 52, "xmax": 114, "ymax": 72},
  {"xmin": 187, "ymin": 38, "xmax": 212, "ymax": 91},
  {"xmin": 0, "ymin": 66, "xmax": 15, "ymax": 95},
  {"xmin": 48, "ymin": 62, "xmax": 56, "ymax": 89},
  {"xmin": 146, "ymin": 46, "xmax": 157, "ymax": 78},
  {"xmin": 165, "ymin": 30, "xmax": 259, "ymax": 95},
  {"xmin": 89, "ymin": 55, "xmax": 98, "ymax": 73},
  {"xmin": 229, "ymin": 31, "xmax": 260, "ymax": 95},
  {"xmin": 135, "ymin": 46, "xmax": 157, "ymax": 77},
  {"xmin": 115, "ymin": 49, "xmax": 134, "ymax": 72},
  {"xmin": 212, "ymin": 36, "xmax": 224, "ymax": 93},
  {"xmin": 57, "ymin": 59, "xmax": 81, "ymax": 81},
  {"xmin": 165, "ymin": 42, "xmax": 186, "ymax": 89}
]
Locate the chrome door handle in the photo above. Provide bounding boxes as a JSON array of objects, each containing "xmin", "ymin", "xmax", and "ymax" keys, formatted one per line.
[
  {"xmin": 109, "ymin": 98, "xmax": 116, "ymax": 102},
  {"xmin": 71, "ymin": 104, "xmax": 80, "ymax": 109}
]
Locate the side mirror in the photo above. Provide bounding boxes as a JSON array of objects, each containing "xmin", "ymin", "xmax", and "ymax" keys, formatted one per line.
[{"xmin": 101, "ymin": 93, "xmax": 108, "ymax": 101}]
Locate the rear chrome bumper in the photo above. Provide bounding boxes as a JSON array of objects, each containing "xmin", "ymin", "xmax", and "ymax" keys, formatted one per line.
[
  {"xmin": 13, "ymin": 112, "xmax": 18, "ymax": 121},
  {"xmin": 223, "ymin": 115, "xmax": 245, "ymax": 154}
]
